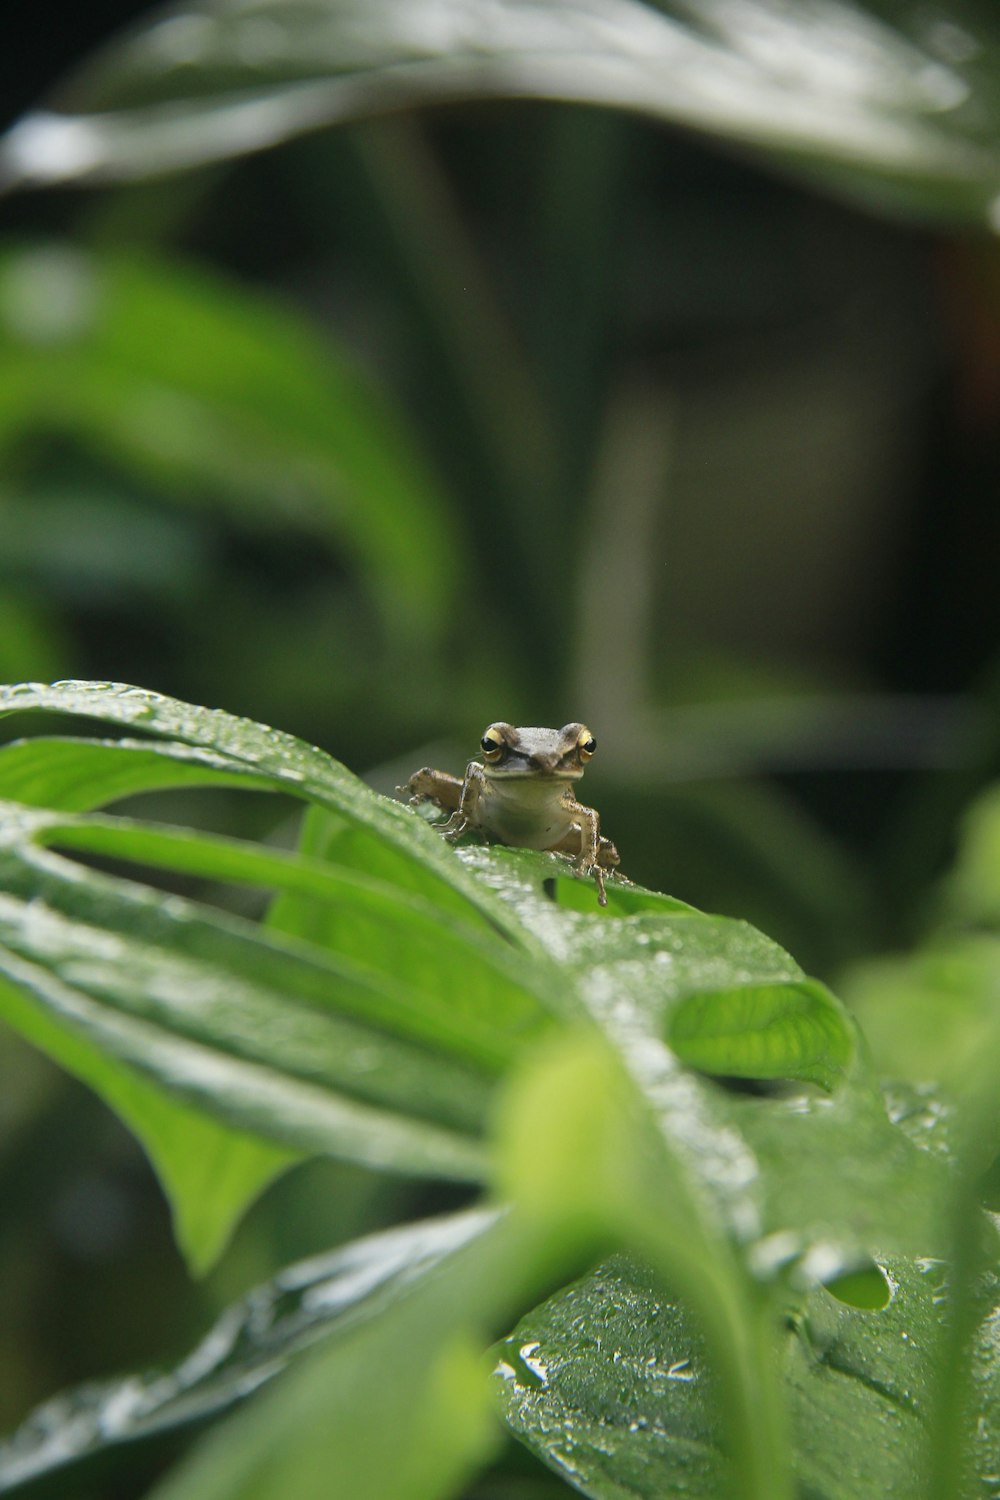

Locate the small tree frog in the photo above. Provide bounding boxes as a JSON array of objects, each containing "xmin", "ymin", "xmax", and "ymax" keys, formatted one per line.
[{"xmin": 403, "ymin": 721, "xmax": 620, "ymax": 906}]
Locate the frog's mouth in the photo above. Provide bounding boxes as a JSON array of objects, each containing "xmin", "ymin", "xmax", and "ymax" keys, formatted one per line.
[{"xmin": 485, "ymin": 759, "xmax": 583, "ymax": 780}]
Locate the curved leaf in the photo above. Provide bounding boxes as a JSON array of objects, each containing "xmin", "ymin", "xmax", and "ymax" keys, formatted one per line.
[
  {"xmin": 0, "ymin": 246, "xmax": 457, "ymax": 645},
  {"xmin": 0, "ymin": 1206, "xmax": 499, "ymax": 1493},
  {"xmin": 3, "ymin": 0, "xmax": 1000, "ymax": 226},
  {"xmin": 0, "ymin": 681, "xmax": 525, "ymax": 938},
  {"xmin": 667, "ymin": 979, "xmax": 855, "ymax": 1090}
]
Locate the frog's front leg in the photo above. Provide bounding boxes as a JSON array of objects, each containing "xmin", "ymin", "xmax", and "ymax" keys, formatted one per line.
[
  {"xmin": 564, "ymin": 794, "xmax": 608, "ymax": 907},
  {"xmin": 403, "ymin": 762, "xmax": 485, "ymax": 842},
  {"xmin": 438, "ymin": 760, "xmax": 488, "ymax": 841},
  {"xmin": 403, "ymin": 766, "xmax": 462, "ymax": 813}
]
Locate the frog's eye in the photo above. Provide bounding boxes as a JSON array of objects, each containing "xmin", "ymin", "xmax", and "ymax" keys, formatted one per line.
[
  {"xmin": 480, "ymin": 727, "xmax": 506, "ymax": 762},
  {"xmin": 577, "ymin": 729, "xmax": 597, "ymax": 761}
]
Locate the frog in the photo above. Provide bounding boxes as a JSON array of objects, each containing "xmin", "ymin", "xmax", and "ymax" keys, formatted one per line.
[{"xmin": 402, "ymin": 721, "xmax": 620, "ymax": 906}]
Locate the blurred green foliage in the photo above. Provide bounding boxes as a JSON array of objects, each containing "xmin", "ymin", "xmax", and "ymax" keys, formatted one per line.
[{"xmin": 3, "ymin": 1, "xmax": 1000, "ymax": 1496}]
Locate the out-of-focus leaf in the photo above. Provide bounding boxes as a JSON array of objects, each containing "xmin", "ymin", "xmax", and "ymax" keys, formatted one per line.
[
  {"xmin": 4, "ymin": 0, "xmax": 1000, "ymax": 226},
  {"xmin": 0, "ymin": 591, "xmax": 64, "ymax": 682},
  {"xmin": 141, "ymin": 1210, "xmax": 529, "ymax": 1500},
  {"xmin": 945, "ymin": 782, "xmax": 1000, "ymax": 926},
  {"xmin": 0, "ymin": 244, "xmax": 457, "ymax": 644},
  {"xmin": 845, "ymin": 940, "xmax": 1000, "ymax": 1109},
  {"xmin": 0, "ymin": 1206, "xmax": 499, "ymax": 1493}
]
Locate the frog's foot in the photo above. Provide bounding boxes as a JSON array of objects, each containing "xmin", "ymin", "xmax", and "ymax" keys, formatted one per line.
[
  {"xmin": 439, "ymin": 812, "xmax": 470, "ymax": 843},
  {"xmin": 575, "ymin": 859, "xmax": 608, "ymax": 908}
]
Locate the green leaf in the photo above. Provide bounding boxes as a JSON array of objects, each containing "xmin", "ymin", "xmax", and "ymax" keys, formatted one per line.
[
  {"xmin": 0, "ymin": 972, "xmax": 296, "ymax": 1276},
  {"xmin": 0, "ymin": 734, "xmax": 267, "ymax": 810},
  {"xmin": 494, "ymin": 1251, "xmax": 1000, "ymax": 1500},
  {"xmin": 0, "ymin": 686, "xmax": 562, "ymax": 1268},
  {"xmin": 142, "ymin": 1201, "xmax": 586, "ymax": 1500},
  {"xmin": 494, "ymin": 1255, "xmax": 724, "ymax": 1500},
  {"xmin": 944, "ymin": 782, "xmax": 1000, "ymax": 927},
  {"xmin": 0, "ymin": 245, "xmax": 457, "ymax": 644},
  {"xmin": 666, "ymin": 979, "xmax": 854, "ymax": 1090},
  {"xmin": 477, "ymin": 840, "xmax": 944, "ymax": 1267},
  {"xmin": 845, "ymin": 936, "xmax": 1000, "ymax": 1144},
  {"xmin": 5, "ymin": 1, "xmax": 1000, "ymax": 226},
  {"xmin": 493, "ymin": 1029, "xmax": 795, "ymax": 1500},
  {"xmin": 0, "ymin": 1206, "xmax": 499, "ymax": 1491},
  {"xmin": 0, "ymin": 681, "xmax": 523, "ymax": 936},
  {"xmin": 0, "ymin": 803, "xmax": 497, "ymax": 1162}
]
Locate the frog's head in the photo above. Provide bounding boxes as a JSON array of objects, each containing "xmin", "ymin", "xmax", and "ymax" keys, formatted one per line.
[{"xmin": 478, "ymin": 722, "xmax": 596, "ymax": 779}]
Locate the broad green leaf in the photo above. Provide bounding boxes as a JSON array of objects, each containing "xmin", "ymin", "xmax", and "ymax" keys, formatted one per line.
[
  {"xmin": 4, "ymin": 0, "xmax": 1000, "ymax": 227},
  {"xmin": 42, "ymin": 813, "xmax": 552, "ymax": 1058},
  {"xmin": 470, "ymin": 842, "xmax": 944, "ymax": 1263},
  {"xmin": 0, "ymin": 734, "xmax": 272, "ymax": 809},
  {"xmin": 0, "ymin": 686, "xmax": 528, "ymax": 1267},
  {"xmin": 667, "ymin": 978, "xmax": 853, "ymax": 1090},
  {"xmin": 0, "ymin": 245, "xmax": 456, "ymax": 644},
  {"xmin": 494, "ymin": 1255, "xmax": 724, "ymax": 1500},
  {"xmin": 143, "ymin": 1196, "xmax": 594, "ymax": 1500},
  {"xmin": 493, "ymin": 1030, "xmax": 793, "ymax": 1500},
  {"xmin": 0, "ymin": 803, "xmax": 499, "ymax": 1163},
  {"xmin": 0, "ymin": 1206, "xmax": 499, "ymax": 1492},
  {"xmin": 494, "ymin": 1251, "xmax": 1000, "ymax": 1500},
  {"xmin": 0, "ymin": 681, "xmax": 525, "ymax": 937},
  {"xmin": 0, "ymin": 685, "xmax": 559, "ymax": 1268},
  {"xmin": 0, "ymin": 981, "xmax": 297, "ymax": 1276}
]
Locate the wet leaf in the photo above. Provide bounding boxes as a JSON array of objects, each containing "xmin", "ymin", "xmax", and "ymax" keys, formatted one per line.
[
  {"xmin": 0, "ymin": 684, "xmax": 540, "ymax": 1266},
  {"xmin": 0, "ymin": 1206, "xmax": 499, "ymax": 1493},
  {"xmin": 0, "ymin": 681, "xmax": 522, "ymax": 934},
  {"xmin": 0, "ymin": 682, "xmax": 941, "ymax": 1326},
  {"xmin": 136, "ymin": 1208, "xmax": 522, "ymax": 1500},
  {"xmin": 4, "ymin": 1, "xmax": 1000, "ymax": 227},
  {"xmin": 494, "ymin": 1250, "xmax": 1000, "ymax": 1500},
  {"xmin": 456, "ymin": 841, "xmax": 942, "ymax": 1265}
]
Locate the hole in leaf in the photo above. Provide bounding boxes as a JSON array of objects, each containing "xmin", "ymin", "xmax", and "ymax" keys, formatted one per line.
[
  {"xmin": 49, "ymin": 841, "xmax": 277, "ymax": 921},
  {"xmin": 38, "ymin": 791, "xmax": 303, "ymax": 922},
  {"xmin": 542, "ymin": 877, "xmax": 558, "ymax": 903},
  {"xmin": 823, "ymin": 1262, "xmax": 892, "ymax": 1310}
]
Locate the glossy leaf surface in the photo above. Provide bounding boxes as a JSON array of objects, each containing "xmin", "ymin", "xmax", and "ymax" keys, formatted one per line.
[
  {"xmin": 0, "ymin": 1207, "xmax": 499, "ymax": 1494},
  {"xmin": 496, "ymin": 1251, "xmax": 1000, "ymax": 1500},
  {"xmin": 0, "ymin": 680, "xmax": 959, "ymax": 1500},
  {"xmin": 4, "ymin": 0, "xmax": 1000, "ymax": 227}
]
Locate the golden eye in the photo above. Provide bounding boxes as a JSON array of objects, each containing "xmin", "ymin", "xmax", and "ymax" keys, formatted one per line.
[
  {"xmin": 480, "ymin": 726, "xmax": 506, "ymax": 762},
  {"xmin": 577, "ymin": 728, "xmax": 596, "ymax": 761}
]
